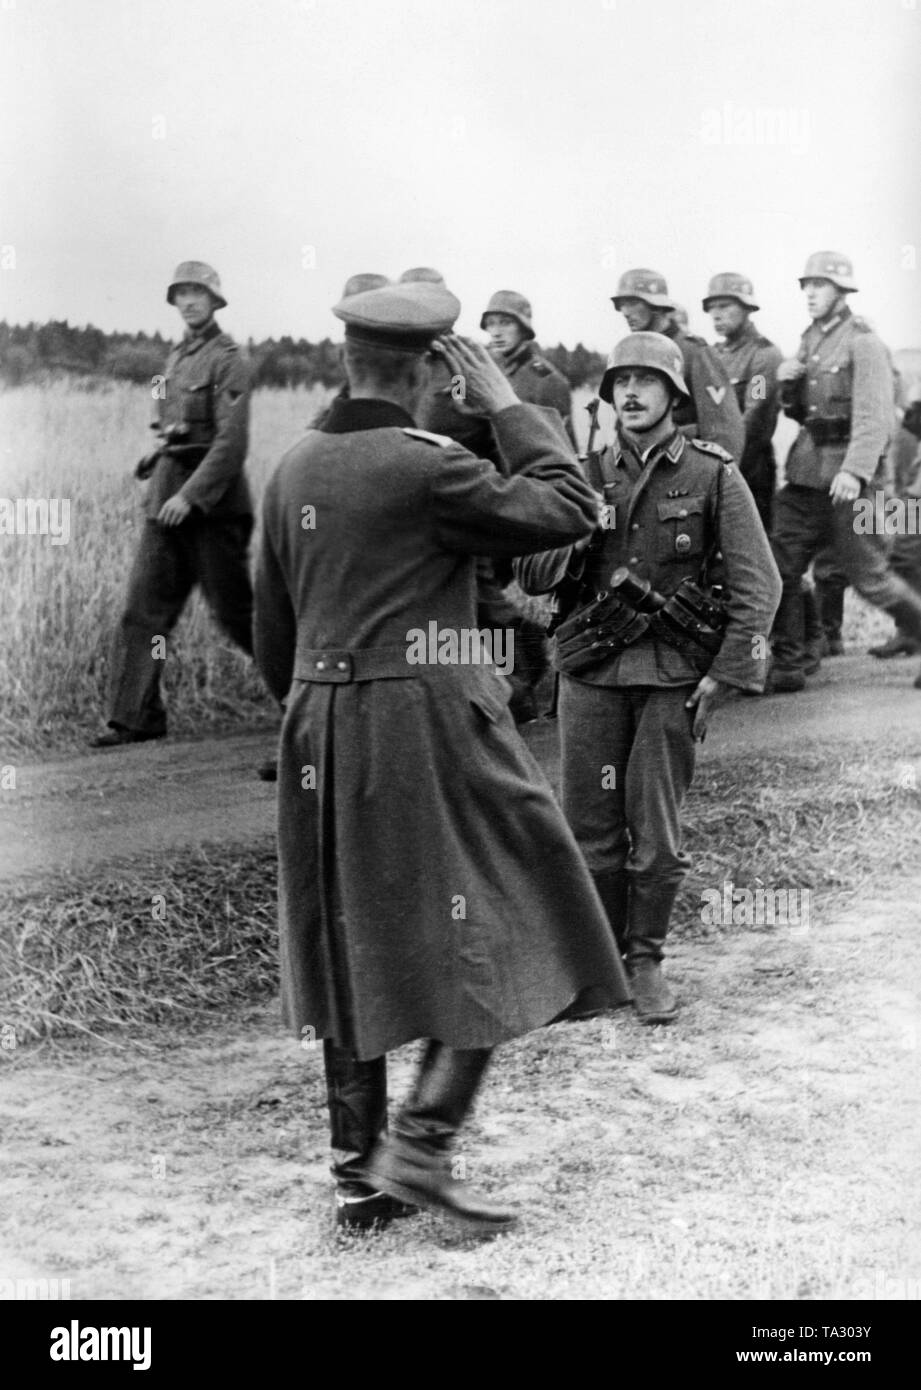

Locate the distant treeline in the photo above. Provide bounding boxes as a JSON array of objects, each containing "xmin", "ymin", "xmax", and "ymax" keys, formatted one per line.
[{"xmin": 0, "ymin": 320, "xmax": 608, "ymax": 390}]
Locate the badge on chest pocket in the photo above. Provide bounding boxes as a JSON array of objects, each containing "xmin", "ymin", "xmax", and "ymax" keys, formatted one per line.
[{"xmin": 656, "ymin": 495, "xmax": 706, "ymax": 561}]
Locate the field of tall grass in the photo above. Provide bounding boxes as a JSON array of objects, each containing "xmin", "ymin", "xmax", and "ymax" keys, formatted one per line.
[{"xmin": 0, "ymin": 381, "xmax": 333, "ymax": 755}]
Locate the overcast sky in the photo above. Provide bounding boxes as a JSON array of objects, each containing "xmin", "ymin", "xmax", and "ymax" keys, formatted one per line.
[{"xmin": 1, "ymin": 0, "xmax": 919, "ymax": 354}]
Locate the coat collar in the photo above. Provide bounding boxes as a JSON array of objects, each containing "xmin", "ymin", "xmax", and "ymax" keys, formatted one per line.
[
  {"xmin": 319, "ymin": 397, "xmax": 416, "ymax": 433},
  {"xmin": 612, "ymin": 426, "xmax": 685, "ymax": 469},
  {"xmin": 177, "ymin": 318, "xmax": 221, "ymax": 358}
]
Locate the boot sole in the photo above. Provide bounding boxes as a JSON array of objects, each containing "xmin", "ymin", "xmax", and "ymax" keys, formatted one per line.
[
  {"xmin": 636, "ymin": 1008, "xmax": 678, "ymax": 1025},
  {"xmin": 366, "ymin": 1170, "xmax": 519, "ymax": 1234}
]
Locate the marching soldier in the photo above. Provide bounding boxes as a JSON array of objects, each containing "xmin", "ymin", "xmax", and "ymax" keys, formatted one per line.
[
  {"xmin": 612, "ymin": 268, "xmax": 745, "ymax": 461},
  {"xmin": 704, "ymin": 271, "xmax": 826, "ymax": 674},
  {"xmin": 703, "ymin": 272, "xmax": 782, "ymax": 529},
  {"xmin": 868, "ymin": 399, "xmax": 921, "ymax": 670},
  {"xmin": 770, "ymin": 251, "xmax": 921, "ymax": 691},
  {"xmin": 517, "ymin": 333, "xmax": 780, "ymax": 1023},
  {"xmin": 480, "ymin": 289, "xmax": 574, "ymax": 441},
  {"xmin": 91, "ymin": 261, "xmax": 254, "ymax": 746},
  {"xmin": 254, "ymin": 281, "xmax": 630, "ymax": 1234}
]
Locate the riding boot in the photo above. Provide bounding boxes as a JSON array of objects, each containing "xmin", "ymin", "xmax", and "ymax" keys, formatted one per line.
[
  {"xmin": 363, "ymin": 1042, "xmax": 518, "ymax": 1233},
  {"xmin": 323, "ymin": 1040, "xmax": 415, "ymax": 1230},
  {"xmin": 624, "ymin": 877, "xmax": 680, "ymax": 1025},
  {"xmin": 868, "ymin": 630, "xmax": 921, "ymax": 659}
]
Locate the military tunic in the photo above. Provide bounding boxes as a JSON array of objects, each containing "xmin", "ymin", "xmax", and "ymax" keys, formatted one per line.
[
  {"xmin": 106, "ymin": 321, "xmax": 254, "ymax": 736},
  {"xmin": 516, "ymin": 428, "xmax": 780, "ymax": 940},
  {"xmin": 770, "ymin": 306, "xmax": 921, "ymax": 673},
  {"xmin": 254, "ymin": 397, "xmax": 630, "ymax": 1061},
  {"xmin": 664, "ymin": 322, "xmax": 746, "ymax": 462},
  {"xmin": 713, "ymin": 320, "xmax": 783, "ymax": 528}
]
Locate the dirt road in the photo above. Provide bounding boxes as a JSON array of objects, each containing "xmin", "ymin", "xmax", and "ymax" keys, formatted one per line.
[{"xmin": 2, "ymin": 652, "xmax": 918, "ymax": 882}]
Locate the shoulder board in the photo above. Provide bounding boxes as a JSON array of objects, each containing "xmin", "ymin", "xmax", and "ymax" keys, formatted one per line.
[
  {"xmin": 214, "ymin": 332, "xmax": 239, "ymax": 352},
  {"xmin": 753, "ymin": 333, "xmax": 775, "ymax": 349},
  {"xmin": 691, "ymin": 439, "xmax": 734, "ymax": 463},
  {"xmin": 529, "ymin": 357, "xmax": 552, "ymax": 376},
  {"xmin": 849, "ymin": 315, "xmax": 874, "ymax": 334},
  {"xmin": 681, "ymin": 332, "xmax": 707, "ymax": 347},
  {"xmin": 402, "ymin": 427, "xmax": 454, "ymax": 447}
]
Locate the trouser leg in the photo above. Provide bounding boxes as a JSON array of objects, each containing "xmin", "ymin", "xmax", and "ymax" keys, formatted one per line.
[
  {"xmin": 192, "ymin": 514, "xmax": 255, "ymax": 657},
  {"xmin": 812, "ymin": 543, "xmax": 848, "ymax": 647},
  {"xmin": 559, "ymin": 676, "xmax": 633, "ymax": 876},
  {"xmin": 107, "ymin": 520, "xmax": 195, "ymax": 735},
  {"xmin": 832, "ymin": 497, "xmax": 921, "ymax": 642},
  {"xmin": 801, "ymin": 581, "xmax": 824, "ymax": 671},
  {"xmin": 622, "ymin": 687, "xmax": 697, "ymax": 964},
  {"xmin": 770, "ymin": 487, "xmax": 827, "ymax": 673}
]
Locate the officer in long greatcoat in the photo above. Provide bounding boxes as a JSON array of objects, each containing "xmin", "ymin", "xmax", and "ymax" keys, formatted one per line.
[
  {"xmin": 517, "ymin": 333, "xmax": 780, "ymax": 1025},
  {"xmin": 91, "ymin": 261, "xmax": 253, "ymax": 746},
  {"xmin": 770, "ymin": 251, "xmax": 921, "ymax": 691},
  {"xmin": 253, "ymin": 281, "xmax": 629, "ymax": 1236}
]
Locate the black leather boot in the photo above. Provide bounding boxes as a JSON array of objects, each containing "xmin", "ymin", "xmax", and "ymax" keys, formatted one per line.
[
  {"xmin": 363, "ymin": 1043, "xmax": 518, "ymax": 1234},
  {"xmin": 624, "ymin": 877, "xmax": 680, "ymax": 1025},
  {"xmin": 883, "ymin": 600, "xmax": 921, "ymax": 680},
  {"xmin": 323, "ymin": 1041, "xmax": 416, "ymax": 1231}
]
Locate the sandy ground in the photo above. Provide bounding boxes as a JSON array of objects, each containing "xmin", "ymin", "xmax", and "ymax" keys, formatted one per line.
[{"xmin": 1, "ymin": 650, "xmax": 921, "ymax": 1299}]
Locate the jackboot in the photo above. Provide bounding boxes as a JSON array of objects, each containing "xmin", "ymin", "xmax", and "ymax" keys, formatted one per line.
[
  {"xmin": 624, "ymin": 877, "xmax": 680, "ymax": 1025},
  {"xmin": 815, "ymin": 578, "xmax": 846, "ymax": 656},
  {"xmin": 323, "ymin": 1040, "xmax": 416, "ymax": 1231},
  {"xmin": 363, "ymin": 1042, "xmax": 518, "ymax": 1234},
  {"xmin": 801, "ymin": 585, "xmax": 824, "ymax": 675},
  {"xmin": 883, "ymin": 600, "xmax": 921, "ymax": 683}
]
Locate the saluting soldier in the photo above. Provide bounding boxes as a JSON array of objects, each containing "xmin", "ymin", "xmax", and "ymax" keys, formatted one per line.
[
  {"xmin": 612, "ymin": 268, "xmax": 745, "ymax": 462},
  {"xmin": 91, "ymin": 261, "xmax": 253, "ymax": 747},
  {"xmin": 770, "ymin": 251, "xmax": 921, "ymax": 691},
  {"xmin": 254, "ymin": 280, "xmax": 629, "ymax": 1235},
  {"xmin": 517, "ymin": 333, "xmax": 780, "ymax": 1023}
]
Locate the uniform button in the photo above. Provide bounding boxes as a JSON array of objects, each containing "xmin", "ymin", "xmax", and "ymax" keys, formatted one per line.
[
  {"xmin": 316, "ymin": 660, "xmax": 326, "ymax": 670},
  {"xmin": 811, "ymin": 354, "xmax": 819, "ymax": 361},
  {"xmin": 336, "ymin": 660, "xmax": 348, "ymax": 671},
  {"xmin": 629, "ymin": 556, "xmax": 639, "ymax": 564},
  {"xmin": 631, "ymin": 522, "xmax": 640, "ymax": 532},
  {"xmin": 809, "ymin": 406, "xmax": 818, "ymax": 413},
  {"xmin": 678, "ymin": 508, "xmax": 688, "ymax": 518}
]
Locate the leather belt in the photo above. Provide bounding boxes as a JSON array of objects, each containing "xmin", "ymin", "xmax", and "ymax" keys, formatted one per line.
[{"xmin": 294, "ymin": 644, "xmax": 417, "ymax": 683}]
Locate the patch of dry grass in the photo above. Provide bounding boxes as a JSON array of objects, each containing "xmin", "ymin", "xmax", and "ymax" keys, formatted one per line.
[{"xmin": 0, "ymin": 381, "xmax": 331, "ymax": 755}]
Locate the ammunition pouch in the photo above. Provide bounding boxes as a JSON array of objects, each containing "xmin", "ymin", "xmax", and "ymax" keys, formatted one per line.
[
  {"xmin": 804, "ymin": 416, "xmax": 850, "ymax": 446},
  {"xmin": 649, "ymin": 579, "xmax": 729, "ymax": 658},
  {"xmin": 554, "ymin": 592, "xmax": 650, "ymax": 675}
]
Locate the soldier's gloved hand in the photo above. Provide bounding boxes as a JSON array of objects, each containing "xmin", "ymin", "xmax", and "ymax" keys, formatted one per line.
[
  {"xmin": 828, "ymin": 470, "xmax": 862, "ymax": 505},
  {"xmin": 158, "ymin": 493, "xmax": 193, "ymax": 527},
  {"xmin": 777, "ymin": 358, "xmax": 806, "ymax": 384},
  {"xmin": 685, "ymin": 675, "xmax": 735, "ymax": 742},
  {"xmin": 135, "ymin": 451, "xmax": 160, "ymax": 481},
  {"xmin": 431, "ymin": 336, "xmax": 518, "ymax": 417}
]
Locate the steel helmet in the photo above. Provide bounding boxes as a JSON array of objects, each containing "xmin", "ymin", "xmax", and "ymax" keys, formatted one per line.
[
  {"xmin": 798, "ymin": 251, "xmax": 858, "ymax": 292},
  {"xmin": 480, "ymin": 289, "xmax": 535, "ymax": 339},
  {"xmin": 166, "ymin": 260, "xmax": 227, "ymax": 309},
  {"xmin": 702, "ymin": 272, "xmax": 760, "ymax": 312},
  {"xmin": 599, "ymin": 331, "xmax": 690, "ymax": 404},
  {"xmin": 611, "ymin": 268, "xmax": 674, "ymax": 311},
  {"xmin": 399, "ymin": 267, "xmax": 446, "ymax": 285},
  {"xmin": 341, "ymin": 272, "xmax": 391, "ymax": 298}
]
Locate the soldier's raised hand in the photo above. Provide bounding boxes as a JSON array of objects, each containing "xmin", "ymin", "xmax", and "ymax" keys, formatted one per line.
[{"xmin": 431, "ymin": 335, "xmax": 519, "ymax": 417}]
